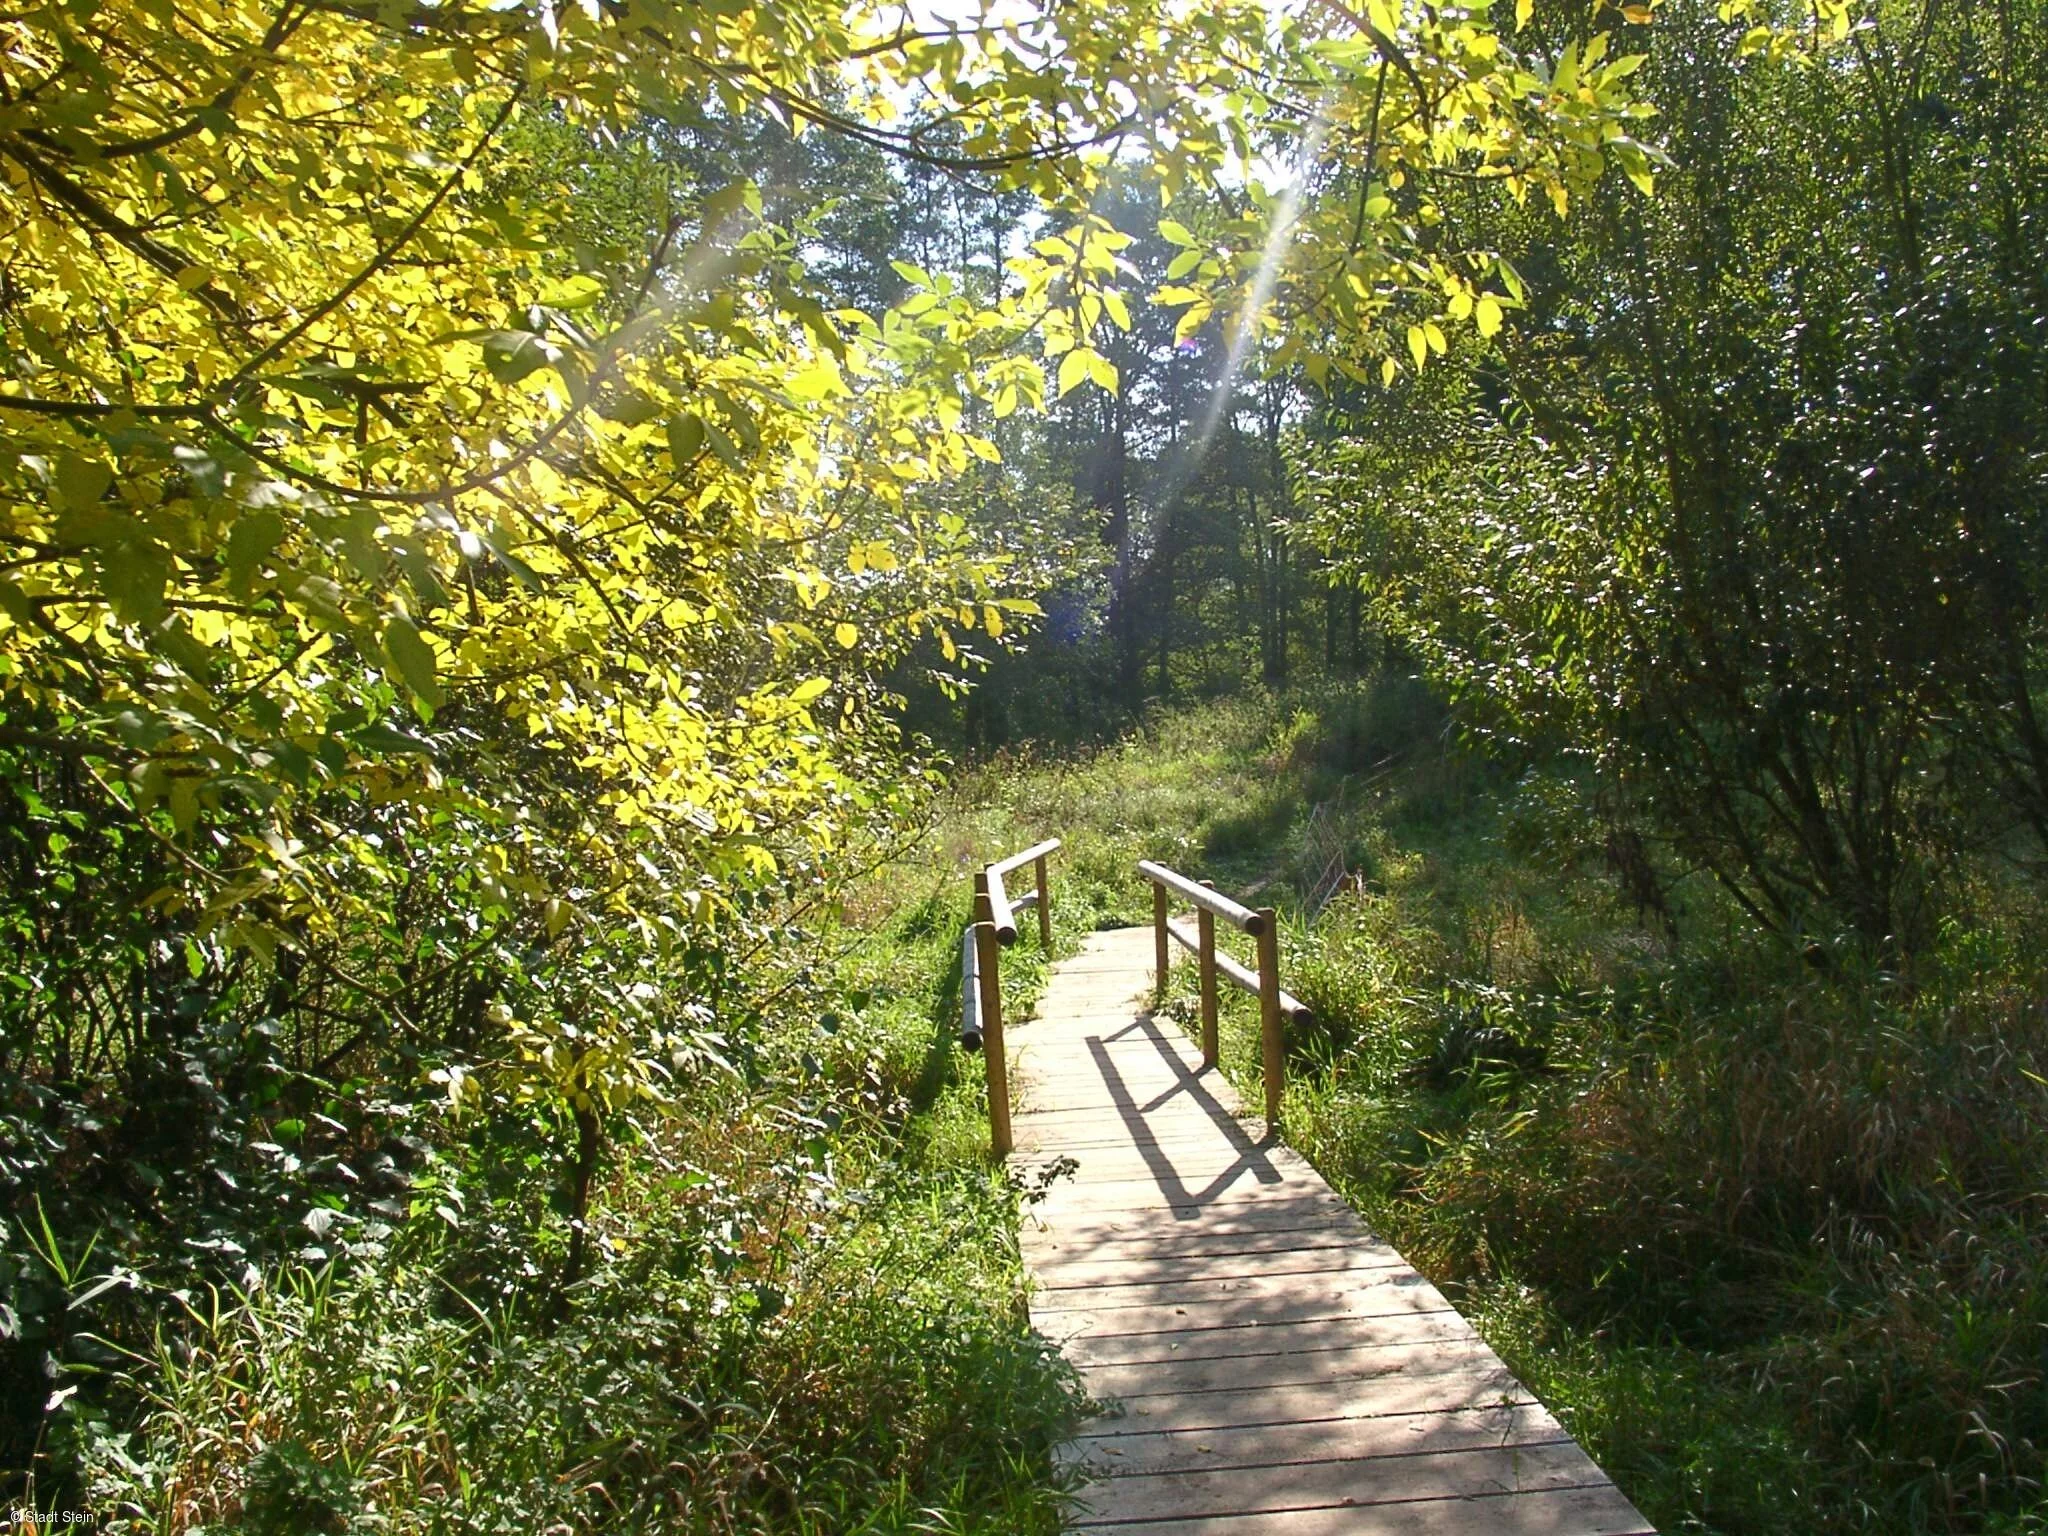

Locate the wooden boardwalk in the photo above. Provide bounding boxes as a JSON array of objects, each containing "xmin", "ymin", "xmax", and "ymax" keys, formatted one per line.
[{"xmin": 1008, "ymin": 927, "xmax": 1653, "ymax": 1535}]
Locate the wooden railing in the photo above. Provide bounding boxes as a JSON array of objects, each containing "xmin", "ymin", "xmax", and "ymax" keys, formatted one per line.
[
  {"xmin": 1137, "ymin": 859, "xmax": 1311, "ymax": 1128},
  {"xmin": 961, "ymin": 838, "xmax": 1060, "ymax": 1157}
]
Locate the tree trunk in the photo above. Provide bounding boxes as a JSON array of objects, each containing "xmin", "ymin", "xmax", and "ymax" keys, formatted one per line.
[{"xmin": 556, "ymin": 1097, "xmax": 603, "ymax": 1315}]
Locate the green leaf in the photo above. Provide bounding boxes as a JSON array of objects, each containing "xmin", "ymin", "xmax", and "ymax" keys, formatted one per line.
[
  {"xmin": 1158, "ymin": 219, "xmax": 1197, "ymax": 247},
  {"xmin": 666, "ymin": 414, "xmax": 707, "ymax": 467},
  {"xmin": 351, "ymin": 722, "xmax": 433, "ymax": 755},
  {"xmin": 540, "ymin": 274, "xmax": 605, "ymax": 310},
  {"xmin": 55, "ymin": 454, "xmax": 112, "ymax": 511},
  {"xmin": 481, "ymin": 329, "xmax": 562, "ymax": 385},
  {"xmin": 101, "ymin": 539, "xmax": 170, "ymax": 625},
  {"xmin": 476, "ymin": 529, "xmax": 545, "ymax": 592},
  {"xmin": 599, "ymin": 390, "xmax": 665, "ymax": 425},
  {"xmin": 383, "ymin": 614, "xmax": 443, "ymax": 709},
  {"xmin": 225, "ymin": 510, "xmax": 285, "ymax": 596}
]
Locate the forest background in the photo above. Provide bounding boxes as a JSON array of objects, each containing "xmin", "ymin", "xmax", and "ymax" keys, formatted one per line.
[{"xmin": 4, "ymin": 0, "xmax": 2047, "ymax": 1531}]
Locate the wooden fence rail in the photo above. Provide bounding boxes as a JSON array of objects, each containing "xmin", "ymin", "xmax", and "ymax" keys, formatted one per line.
[
  {"xmin": 961, "ymin": 839, "xmax": 1061, "ymax": 1156},
  {"xmin": 1137, "ymin": 859, "xmax": 1310, "ymax": 1128}
]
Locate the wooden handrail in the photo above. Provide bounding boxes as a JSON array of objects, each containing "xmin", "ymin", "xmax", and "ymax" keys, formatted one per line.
[
  {"xmin": 1135, "ymin": 860, "xmax": 1265, "ymax": 934},
  {"xmin": 989, "ymin": 837, "xmax": 1061, "ymax": 878},
  {"xmin": 987, "ymin": 837, "xmax": 1061, "ymax": 947},
  {"xmin": 962, "ymin": 840, "xmax": 1061, "ymax": 1156},
  {"xmin": 1165, "ymin": 918, "xmax": 1313, "ymax": 1026},
  {"xmin": 1138, "ymin": 859, "xmax": 1297, "ymax": 1128},
  {"xmin": 960, "ymin": 923, "xmax": 985, "ymax": 1053}
]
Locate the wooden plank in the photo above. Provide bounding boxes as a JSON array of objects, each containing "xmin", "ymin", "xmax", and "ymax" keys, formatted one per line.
[
  {"xmin": 1034, "ymin": 1288, "xmax": 1455, "ymax": 1349},
  {"xmin": 1021, "ymin": 1201, "xmax": 1368, "ymax": 1248},
  {"xmin": 1077, "ymin": 1338, "xmax": 1515, "ymax": 1409},
  {"xmin": 1070, "ymin": 1440, "xmax": 1613, "ymax": 1525},
  {"xmin": 1065, "ymin": 1400, "xmax": 1567, "ymax": 1476},
  {"xmin": 1071, "ymin": 1483, "xmax": 1655, "ymax": 1535},
  {"xmin": 1033, "ymin": 1247, "xmax": 1404, "ymax": 1290},
  {"xmin": 1080, "ymin": 1361, "xmax": 1531, "ymax": 1440},
  {"xmin": 1029, "ymin": 1183, "xmax": 1356, "ymax": 1221},
  {"xmin": 1019, "ymin": 1149, "xmax": 1322, "ymax": 1187},
  {"xmin": 1036, "ymin": 1264, "xmax": 1455, "ymax": 1320},
  {"xmin": 1025, "ymin": 1231, "xmax": 1373, "ymax": 1278},
  {"xmin": 1059, "ymin": 1312, "xmax": 1481, "ymax": 1369}
]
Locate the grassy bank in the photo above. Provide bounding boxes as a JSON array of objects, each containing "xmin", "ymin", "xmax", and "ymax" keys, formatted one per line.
[
  {"xmin": 33, "ymin": 862, "xmax": 1090, "ymax": 1535},
  {"xmin": 955, "ymin": 686, "xmax": 2048, "ymax": 1536}
]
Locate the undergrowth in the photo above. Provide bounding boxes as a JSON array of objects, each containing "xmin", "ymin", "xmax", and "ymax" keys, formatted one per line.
[{"xmin": 18, "ymin": 855, "xmax": 1090, "ymax": 1535}]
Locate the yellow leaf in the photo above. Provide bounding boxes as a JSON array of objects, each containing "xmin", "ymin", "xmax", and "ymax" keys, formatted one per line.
[
  {"xmin": 834, "ymin": 622, "xmax": 859, "ymax": 649},
  {"xmin": 1056, "ymin": 348, "xmax": 1095, "ymax": 398},
  {"xmin": 788, "ymin": 358, "xmax": 844, "ymax": 401},
  {"xmin": 1174, "ymin": 301, "xmax": 1214, "ymax": 345},
  {"xmin": 1382, "ymin": 356, "xmax": 1399, "ymax": 387},
  {"xmin": 1516, "ymin": 0, "xmax": 1533, "ymax": 27},
  {"xmin": 983, "ymin": 605, "xmax": 1003, "ymax": 638},
  {"xmin": 1407, "ymin": 325, "xmax": 1428, "ymax": 372},
  {"xmin": 1476, "ymin": 295, "xmax": 1504, "ymax": 338}
]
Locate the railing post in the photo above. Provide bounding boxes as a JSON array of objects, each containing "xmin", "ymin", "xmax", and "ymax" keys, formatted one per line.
[
  {"xmin": 1197, "ymin": 879, "xmax": 1219, "ymax": 1069},
  {"xmin": 1035, "ymin": 852, "xmax": 1052, "ymax": 949},
  {"xmin": 1152, "ymin": 879, "xmax": 1170, "ymax": 996},
  {"xmin": 974, "ymin": 874, "xmax": 1012, "ymax": 1157},
  {"xmin": 1256, "ymin": 906, "xmax": 1283, "ymax": 1129}
]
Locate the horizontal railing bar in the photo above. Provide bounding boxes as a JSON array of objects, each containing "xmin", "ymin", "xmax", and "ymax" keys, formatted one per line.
[
  {"xmin": 1166, "ymin": 917, "xmax": 1313, "ymax": 1026},
  {"xmin": 960, "ymin": 922, "xmax": 984, "ymax": 1051},
  {"xmin": 1137, "ymin": 860, "xmax": 1265, "ymax": 935},
  {"xmin": 989, "ymin": 837, "xmax": 1062, "ymax": 877},
  {"xmin": 987, "ymin": 865, "xmax": 1019, "ymax": 946}
]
